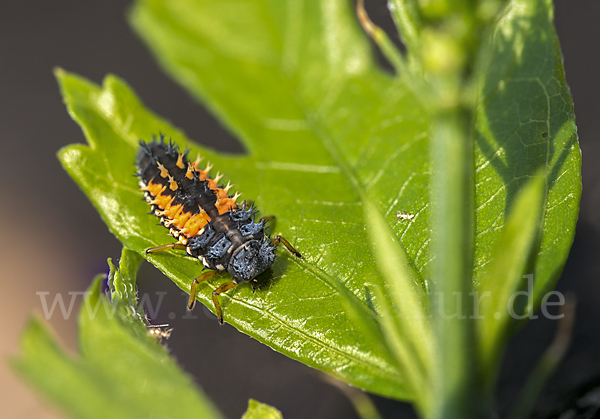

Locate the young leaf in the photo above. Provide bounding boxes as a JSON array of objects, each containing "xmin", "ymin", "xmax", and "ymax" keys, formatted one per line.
[
  {"xmin": 364, "ymin": 198, "xmax": 433, "ymax": 413},
  {"xmin": 242, "ymin": 399, "xmax": 283, "ymax": 419},
  {"xmin": 12, "ymin": 250, "xmax": 223, "ymax": 419},
  {"xmin": 477, "ymin": 174, "xmax": 545, "ymax": 380}
]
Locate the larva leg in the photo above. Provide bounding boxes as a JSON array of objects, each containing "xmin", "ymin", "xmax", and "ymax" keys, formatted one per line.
[
  {"xmin": 212, "ymin": 281, "xmax": 238, "ymax": 324},
  {"xmin": 145, "ymin": 243, "xmax": 187, "ymax": 254},
  {"xmin": 272, "ymin": 235, "xmax": 302, "ymax": 259},
  {"xmin": 187, "ymin": 270, "xmax": 219, "ymax": 310}
]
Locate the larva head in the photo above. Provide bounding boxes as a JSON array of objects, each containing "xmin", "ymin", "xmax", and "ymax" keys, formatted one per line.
[{"xmin": 227, "ymin": 240, "xmax": 276, "ymax": 282}]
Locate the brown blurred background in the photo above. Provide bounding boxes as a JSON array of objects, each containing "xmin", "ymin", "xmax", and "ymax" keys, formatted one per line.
[{"xmin": 1, "ymin": 1, "xmax": 598, "ymax": 418}]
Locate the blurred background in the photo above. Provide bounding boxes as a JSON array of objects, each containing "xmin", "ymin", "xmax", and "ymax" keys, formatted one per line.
[{"xmin": 1, "ymin": 1, "xmax": 598, "ymax": 418}]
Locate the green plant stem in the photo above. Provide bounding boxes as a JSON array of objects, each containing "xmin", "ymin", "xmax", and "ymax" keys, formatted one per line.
[
  {"xmin": 387, "ymin": 0, "xmax": 420, "ymax": 54},
  {"xmin": 430, "ymin": 107, "xmax": 486, "ymax": 418},
  {"xmin": 357, "ymin": 0, "xmax": 406, "ymax": 74}
]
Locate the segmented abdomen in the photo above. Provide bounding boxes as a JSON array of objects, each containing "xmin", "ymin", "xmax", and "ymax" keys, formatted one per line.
[{"xmin": 136, "ymin": 136, "xmax": 240, "ymax": 244}]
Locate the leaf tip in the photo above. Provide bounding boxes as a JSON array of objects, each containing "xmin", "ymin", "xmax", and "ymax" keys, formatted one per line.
[
  {"xmin": 53, "ymin": 66, "xmax": 65, "ymax": 79},
  {"xmin": 53, "ymin": 67, "xmax": 82, "ymax": 91},
  {"xmin": 56, "ymin": 143, "xmax": 90, "ymax": 173}
]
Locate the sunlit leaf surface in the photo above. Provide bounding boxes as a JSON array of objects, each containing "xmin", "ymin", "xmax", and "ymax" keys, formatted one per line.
[{"xmin": 55, "ymin": 0, "xmax": 579, "ymax": 401}]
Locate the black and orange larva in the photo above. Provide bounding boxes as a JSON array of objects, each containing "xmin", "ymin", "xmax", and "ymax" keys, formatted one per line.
[{"xmin": 137, "ymin": 135, "xmax": 301, "ymax": 324}]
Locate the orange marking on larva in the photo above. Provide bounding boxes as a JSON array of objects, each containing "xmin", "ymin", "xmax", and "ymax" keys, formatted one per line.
[
  {"xmin": 180, "ymin": 211, "xmax": 211, "ymax": 238},
  {"xmin": 163, "ymin": 204, "xmax": 183, "ymax": 221},
  {"xmin": 215, "ymin": 187, "xmax": 230, "ymax": 200},
  {"xmin": 206, "ymin": 178, "xmax": 218, "ymax": 190},
  {"xmin": 168, "ymin": 175, "xmax": 178, "ymax": 191},
  {"xmin": 186, "ymin": 163, "xmax": 195, "ymax": 180},
  {"xmin": 146, "ymin": 181, "xmax": 165, "ymax": 198},
  {"xmin": 151, "ymin": 193, "xmax": 175, "ymax": 210},
  {"xmin": 163, "ymin": 218, "xmax": 176, "ymax": 228},
  {"xmin": 176, "ymin": 153, "xmax": 185, "ymax": 169},
  {"xmin": 156, "ymin": 162, "xmax": 169, "ymax": 178},
  {"xmin": 197, "ymin": 170, "xmax": 208, "ymax": 181},
  {"xmin": 172, "ymin": 210, "xmax": 193, "ymax": 230},
  {"xmin": 216, "ymin": 198, "xmax": 237, "ymax": 215}
]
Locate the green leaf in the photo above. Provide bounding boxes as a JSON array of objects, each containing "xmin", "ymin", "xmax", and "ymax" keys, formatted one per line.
[
  {"xmin": 364, "ymin": 198, "xmax": 433, "ymax": 412},
  {"xmin": 58, "ymin": 2, "xmax": 428, "ymax": 402},
  {"xmin": 107, "ymin": 248, "xmax": 146, "ymax": 327},
  {"xmin": 473, "ymin": 0, "xmax": 580, "ymax": 309},
  {"xmin": 242, "ymin": 399, "xmax": 283, "ymax": 419},
  {"xmin": 127, "ymin": 0, "xmax": 432, "ymax": 398},
  {"xmin": 477, "ymin": 174, "xmax": 546, "ymax": 382},
  {"xmin": 12, "ymin": 250, "xmax": 222, "ymax": 419},
  {"xmin": 56, "ymin": 68, "xmax": 410, "ymax": 399},
  {"xmin": 55, "ymin": 0, "xmax": 579, "ymax": 404}
]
